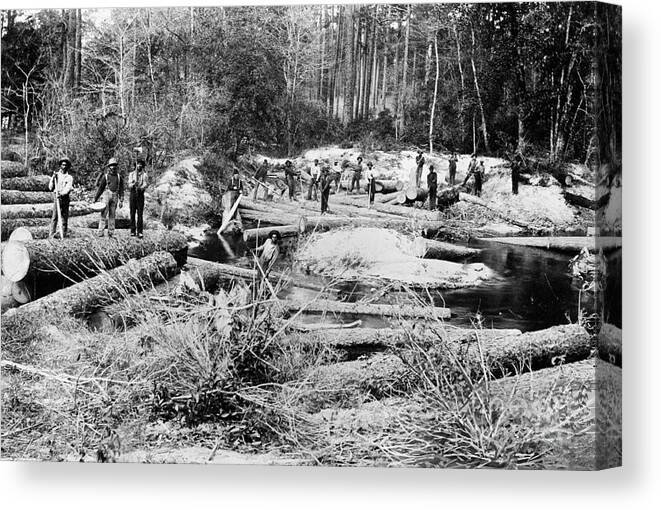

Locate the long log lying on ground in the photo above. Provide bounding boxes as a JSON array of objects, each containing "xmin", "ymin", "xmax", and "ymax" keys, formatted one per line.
[
  {"xmin": 0, "ymin": 161, "xmax": 29, "ymax": 178},
  {"xmin": 479, "ymin": 236, "xmax": 622, "ymax": 253},
  {"xmin": 1, "ymin": 214, "xmax": 100, "ymax": 241},
  {"xmin": 366, "ymin": 201, "xmax": 442, "ymax": 221},
  {"xmin": 238, "ymin": 208, "xmax": 309, "ymax": 229},
  {"xmin": 280, "ymin": 297, "xmax": 451, "ymax": 319},
  {"xmin": 374, "ymin": 192, "xmax": 400, "ymax": 204},
  {"xmin": 245, "ymin": 195, "xmax": 398, "ymax": 221},
  {"xmin": 1, "ymin": 190, "xmax": 54, "ymax": 204},
  {"xmin": 459, "ymin": 192, "xmax": 530, "ymax": 228},
  {"xmin": 1, "ymin": 230, "xmax": 188, "ymax": 300},
  {"xmin": 413, "ymin": 237, "xmax": 481, "ymax": 261},
  {"xmin": 563, "ymin": 190, "xmax": 597, "ymax": 210},
  {"xmin": 1, "ymin": 175, "xmax": 51, "ymax": 192},
  {"xmin": 283, "ymin": 326, "xmax": 522, "ymax": 349},
  {"xmin": 1, "ymin": 201, "xmax": 97, "ymax": 220},
  {"xmin": 376, "ymin": 180, "xmax": 404, "ymax": 193},
  {"xmin": 3, "ymin": 251, "xmax": 179, "ymax": 322}
]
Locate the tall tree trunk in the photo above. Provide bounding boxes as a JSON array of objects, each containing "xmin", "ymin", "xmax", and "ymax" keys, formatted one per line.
[
  {"xmin": 65, "ymin": 10, "xmax": 76, "ymax": 90},
  {"xmin": 429, "ymin": 33, "xmax": 440, "ymax": 155},
  {"xmin": 343, "ymin": 5, "xmax": 356, "ymax": 123},
  {"xmin": 381, "ymin": 27, "xmax": 388, "ymax": 111},
  {"xmin": 453, "ymin": 23, "xmax": 466, "ymax": 150},
  {"xmin": 470, "ymin": 22, "xmax": 490, "ymax": 153},
  {"xmin": 393, "ymin": 24, "xmax": 400, "ymax": 139},
  {"xmin": 145, "ymin": 9, "xmax": 158, "ymax": 110},
  {"xmin": 397, "ymin": 4, "xmax": 411, "ymax": 136},
  {"xmin": 74, "ymin": 9, "xmax": 82, "ymax": 91}
]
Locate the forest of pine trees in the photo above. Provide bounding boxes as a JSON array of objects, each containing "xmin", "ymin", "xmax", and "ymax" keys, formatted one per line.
[{"xmin": 1, "ymin": 3, "xmax": 621, "ymax": 183}]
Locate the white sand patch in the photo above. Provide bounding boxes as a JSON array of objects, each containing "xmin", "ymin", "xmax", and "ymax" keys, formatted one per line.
[
  {"xmin": 152, "ymin": 157, "xmax": 212, "ymax": 218},
  {"xmin": 297, "ymin": 227, "xmax": 494, "ymax": 288}
]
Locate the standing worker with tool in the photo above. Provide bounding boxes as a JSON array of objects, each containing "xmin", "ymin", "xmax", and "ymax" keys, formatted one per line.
[
  {"xmin": 320, "ymin": 166, "xmax": 332, "ymax": 214},
  {"xmin": 349, "ymin": 156, "xmax": 363, "ymax": 193},
  {"xmin": 284, "ymin": 160, "xmax": 298, "ymax": 201},
  {"xmin": 307, "ymin": 159, "xmax": 321, "ymax": 201},
  {"xmin": 415, "ymin": 150, "xmax": 425, "ymax": 188},
  {"xmin": 253, "ymin": 159, "xmax": 269, "ymax": 200},
  {"xmin": 427, "ymin": 164, "xmax": 438, "ymax": 210},
  {"xmin": 128, "ymin": 159, "xmax": 148, "ymax": 238},
  {"xmin": 448, "ymin": 151, "xmax": 458, "ymax": 185},
  {"xmin": 366, "ymin": 161, "xmax": 376, "ymax": 208},
  {"xmin": 48, "ymin": 157, "xmax": 74, "ymax": 239},
  {"xmin": 94, "ymin": 157, "xmax": 125, "ymax": 238}
]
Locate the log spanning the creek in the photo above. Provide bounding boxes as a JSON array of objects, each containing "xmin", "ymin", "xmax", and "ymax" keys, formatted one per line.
[
  {"xmin": 242, "ymin": 224, "xmax": 303, "ymax": 244},
  {"xmin": 1, "ymin": 175, "xmax": 51, "ymax": 192},
  {"xmin": 413, "ymin": 237, "xmax": 481, "ymax": 261},
  {"xmin": 0, "ymin": 161, "xmax": 29, "ymax": 178},
  {"xmin": 2, "ymin": 251, "xmax": 179, "ymax": 322},
  {"xmin": 1, "ymin": 201, "xmax": 97, "ymax": 220},
  {"xmin": 280, "ymin": 297, "xmax": 451, "ymax": 320},
  {"xmin": 1, "ymin": 230, "xmax": 188, "ymax": 300},
  {"xmin": 0, "ymin": 190, "xmax": 54, "ymax": 205},
  {"xmin": 479, "ymin": 236, "xmax": 622, "ymax": 253}
]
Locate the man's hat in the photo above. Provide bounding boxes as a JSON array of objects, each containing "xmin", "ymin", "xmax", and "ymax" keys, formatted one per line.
[
  {"xmin": 59, "ymin": 157, "xmax": 71, "ymax": 167},
  {"xmin": 107, "ymin": 157, "xmax": 118, "ymax": 167},
  {"xmin": 268, "ymin": 230, "xmax": 282, "ymax": 240}
]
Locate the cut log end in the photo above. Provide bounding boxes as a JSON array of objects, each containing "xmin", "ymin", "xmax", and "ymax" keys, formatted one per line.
[
  {"xmin": 1, "ymin": 241, "xmax": 30, "ymax": 282},
  {"xmin": 11, "ymin": 280, "xmax": 31, "ymax": 304},
  {"xmin": 8, "ymin": 227, "xmax": 34, "ymax": 243}
]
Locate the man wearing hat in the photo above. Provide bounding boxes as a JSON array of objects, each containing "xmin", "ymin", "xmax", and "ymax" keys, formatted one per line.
[
  {"xmin": 349, "ymin": 156, "xmax": 363, "ymax": 193},
  {"xmin": 255, "ymin": 230, "xmax": 281, "ymax": 276},
  {"xmin": 319, "ymin": 166, "xmax": 333, "ymax": 214},
  {"xmin": 49, "ymin": 157, "xmax": 74, "ymax": 238},
  {"xmin": 284, "ymin": 160, "xmax": 298, "ymax": 201},
  {"xmin": 128, "ymin": 159, "xmax": 148, "ymax": 238},
  {"xmin": 94, "ymin": 157, "xmax": 125, "ymax": 237},
  {"xmin": 366, "ymin": 161, "xmax": 377, "ymax": 208},
  {"xmin": 415, "ymin": 150, "xmax": 425, "ymax": 188}
]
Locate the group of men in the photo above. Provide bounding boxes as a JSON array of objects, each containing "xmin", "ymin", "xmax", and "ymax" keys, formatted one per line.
[{"xmin": 48, "ymin": 156, "xmax": 149, "ymax": 239}]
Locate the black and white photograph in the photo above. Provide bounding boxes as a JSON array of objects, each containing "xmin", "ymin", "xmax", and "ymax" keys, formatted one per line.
[{"xmin": 1, "ymin": 1, "xmax": 621, "ymax": 472}]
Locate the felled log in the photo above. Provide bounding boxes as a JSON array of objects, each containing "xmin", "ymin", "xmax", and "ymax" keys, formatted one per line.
[
  {"xmin": 85, "ymin": 218, "xmax": 163, "ymax": 230},
  {"xmin": 243, "ymin": 224, "xmax": 302, "ymax": 244},
  {"xmin": 1, "ymin": 295, "xmax": 19, "ymax": 313},
  {"xmin": 1, "ymin": 275, "xmax": 13, "ymax": 297},
  {"xmin": 0, "ymin": 161, "xmax": 29, "ymax": 178},
  {"xmin": 413, "ymin": 237, "xmax": 481, "ymax": 261},
  {"xmin": 11, "ymin": 280, "xmax": 31, "ymax": 303},
  {"xmin": 375, "ymin": 180, "xmax": 404, "ymax": 193},
  {"xmin": 1, "ymin": 201, "xmax": 96, "ymax": 220},
  {"xmin": 374, "ymin": 192, "xmax": 400, "ymax": 204},
  {"xmin": 480, "ymin": 236, "xmax": 622, "ymax": 253},
  {"xmin": 8, "ymin": 226, "xmax": 34, "ymax": 242},
  {"xmin": 1, "ymin": 175, "xmax": 51, "ymax": 192},
  {"xmin": 284, "ymin": 326, "xmax": 522, "ymax": 349},
  {"xmin": 563, "ymin": 190, "xmax": 597, "ymax": 210},
  {"xmin": 366, "ymin": 201, "xmax": 442, "ymax": 222},
  {"xmin": 1, "ymin": 151, "xmax": 22, "ymax": 162},
  {"xmin": 1, "ymin": 230, "xmax": 188, "ymax": 299},
  {"xmin": 459, "ymin": 192, "xmax": 530, "ymax": 228},
  {"xmin": 435, "ymin": 186, "xmax": 461, "ymax": 209},
  {"xmin": 598, "ymin": 323, "xmax": 621, "ymax": 366},
  {"xmin": 404, "ymin": 187, "xmax": 428, "ymax": 204},
  {"xmin": 1, "ymin": 190, "xmax": 54, "ymax": 204},
  {"xmin": 1, "ymin": 214, "xmax": 100, "ymax": 240},
  {"xmin": 3, "ymin": 251, "xmax": 179, "ymax": 321},
  {"xmin": 280, "ymin": 297, "xmax": 451, "ymax": 320}
]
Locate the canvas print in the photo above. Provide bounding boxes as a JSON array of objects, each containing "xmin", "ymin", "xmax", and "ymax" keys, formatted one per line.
[{"xmin": 0, "ymin": 2, "xmax": 621, "ymax": 469}]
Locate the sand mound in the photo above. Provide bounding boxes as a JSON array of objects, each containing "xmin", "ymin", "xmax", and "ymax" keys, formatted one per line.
[
  {"xmin": 151, "ymin": 158, "xmax": 212, "ymax": 222},
  {"xmin": 297, "ymin": 227, "xmax": 493, "ymax": 288}
]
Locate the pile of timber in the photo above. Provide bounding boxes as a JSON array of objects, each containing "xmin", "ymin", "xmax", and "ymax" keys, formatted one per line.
[
  {"xmin": 0, "ymin": 230, "xmax": 188, "ymax": 306},
  {"xmin": 3, "ymin": 251, "xmax": 179, "ymax": 323},
  {"xmin": 478, "ymin": 236, "xmax": 622, "ymax": 253}
]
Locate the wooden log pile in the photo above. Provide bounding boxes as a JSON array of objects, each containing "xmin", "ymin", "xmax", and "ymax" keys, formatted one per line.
[
  {"xmin": 1, "ymin": 190, "xmax": 55, "ymax": 205},
  {"xmin": 1, "ymin": 175, "xmax": 51, "ymax": 192},
  {"xmin": 0, "ymin": 161, "xmax": 29, "ymax": 178},
  {"xmin": 1, "ymin": 201, "xmax": 96, "ymax": 220}
]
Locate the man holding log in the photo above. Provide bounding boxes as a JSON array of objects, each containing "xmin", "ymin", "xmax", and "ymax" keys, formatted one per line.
[
  {"xmin": 307, "ymin": 159, "xmax": 321, "ymax": 201},
  {"xmin": 427, "ymin": 165, "xmax": 438, "ymax": 210},
  {"xmin": 349, "ymin": 156, "xmax": 363, "ymax": 193},
  {"xmin": 253, "ymin": 159, "xmax": 269, "ymax": 200},
  {"xmin": 128, "ymin": 159, "xmax": 148, "ymax": 238},
  {"xmin": 94, "ymin": 158, "xmax": 125, "ymax": 238},
  {"xmin": 48, "ymin": 157, "xmax": 74, "ymax": 238}
]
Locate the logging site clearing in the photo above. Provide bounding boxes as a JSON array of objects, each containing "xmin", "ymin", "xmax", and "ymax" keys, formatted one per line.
[{"xmin": 1, "ymin": 143, "xmax": 621, "ymax": 469}]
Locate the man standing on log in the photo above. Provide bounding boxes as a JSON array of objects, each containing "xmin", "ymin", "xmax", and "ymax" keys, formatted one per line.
[
  {"xmin": 332, "ymin": 161, "xmax": 342, "ymax": 193},
  {"xmin": 510, "ymin": 153, "xmax": 522, "ymax": 195},
  {"xmin": 307, "ymin": 159, "xmax": 321, "ymax": 201},
  {"xmin": 427, "ymin": 165, "xmax": 438, "ymax": 210},
  {"xmin": 462, "ymin": 154, "xmax": 480, "ymax": 195},
  {"xmin": 284, "ymin": 160, "xmax": 298, "ymax": 201},
  {"xmin": 94, "ymin": 158, "xmax": 125, "ymax": 238},
  {"xmin": 48, "ymin": 157, "xmax": 74, "ymax": 238},
  {"xmin": 349, "ymin": 156, "xmax": 363, "ymax": 193},
  {"xmin": 415, "ymin": 150, "xmax": 425, "ymax": 188},
  {"xmin": 448, "ymin": 151, "xmax": 458, "ymax": 185},
  {"xmin": 320, "ymin": 166, "xmax": 332, "ymax": 214},
  {"xmin": 128, "ymin": 159, "xmax": 148, "ymax": 238},
  {"xmin": 366, "ymin": 161, "xmax": 376, "ymax": 208},
  {"xmin": 253, "ymin": 159, "xmax": 269, "ymax": 200}
]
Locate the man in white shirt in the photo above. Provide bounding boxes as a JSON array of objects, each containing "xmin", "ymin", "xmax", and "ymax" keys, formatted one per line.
[
  {"xmin": 128, "ymin": 159, "xmax": 148, "ymax": 238},
  {"xmin": 49, "ymin": 157, "xmax": 74, "ymax": 238},
  {"xmin": 307, "ymin": 159, "xmax": 321, "ymax": 201}
]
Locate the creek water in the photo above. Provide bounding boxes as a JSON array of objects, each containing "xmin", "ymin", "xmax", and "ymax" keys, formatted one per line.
[{"xmin": 189, "ymin": 229, "xmax": 621, "ymax": 333}]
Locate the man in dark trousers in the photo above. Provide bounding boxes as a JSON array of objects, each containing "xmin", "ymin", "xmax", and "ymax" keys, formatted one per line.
[
  {"xmin": 253, "ymin": 159, "xmax": 269, "ymax": 200},
  {"xmin": 415, "ymin": 150, "xmax": 425, "ymax": 187},
  {"xmin": 462, "ymin": 154, "xmax": 479, "ymax": 194},
  {"xmin": 49, "ymin": 157, "xmax": 74, "ymax": 238},
  {"xmin": 94, "ymin": 157, "xmax": 125, "ymax": 237},
  {"xmin": 366, "ymin": 161, "xmax": 376, "ymax": 208},
  {"xmin": 284, "ymin": 160, "xmax": 298, "ymax": 201},
  {"xmin": 320, "ymin": 166, "xmax": 332, "ymax": 214},
  {"xmin": 128, "ymin": 159, "xmax": 148, "ymax": 238},
  {"xmin": 332, "ymin": 161, "xmax": 342, "ymax": 193},
  {"xmin": 307, "ymin": 159, "xmax": 321, "ymax": 201},
  {"xmin": 349, "ymin": 156, "xmax": 363, "ymax": 193},
  {"xmin": 448, "ymin": 151, "xmax": 458, "ymax": 185},
  {"xmin": 511, "ymin": 153, "xmax": 522, "ymax": 195},
  {"xmin": 427, "ymin": 164, "xmax": 438, "ymax": 210}
]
